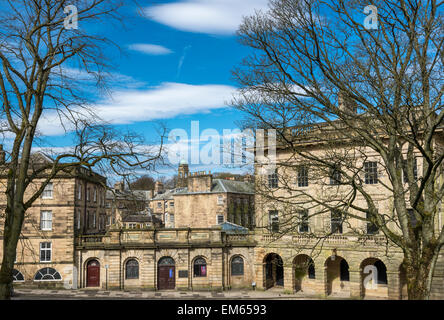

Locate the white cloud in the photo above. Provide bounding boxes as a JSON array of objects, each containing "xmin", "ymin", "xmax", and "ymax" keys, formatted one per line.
[
  {"xmin": 37, "ymin": 82, "xmax": 236, "ymax": 136},
  {"xmin": 144, "ymin": 0, "xmax": 270, "ymax": 35},
  {"xmin": 129, "ymin": 43, "xmax": 173, "ymax": 55}
]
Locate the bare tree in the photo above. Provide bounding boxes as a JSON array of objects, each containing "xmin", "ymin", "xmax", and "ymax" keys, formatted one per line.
[
  {"xmin": 232, "ymin": 0, "xmax": 443, "ymax": 299},
  {"xmin": 0, "ymin": 0, "xmax": 164, "ymax": 299}
]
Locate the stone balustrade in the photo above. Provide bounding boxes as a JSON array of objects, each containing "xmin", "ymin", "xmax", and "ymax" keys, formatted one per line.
[{"xmin": 76, "ymin": 227, "xmax": 256, "ymax": 249}]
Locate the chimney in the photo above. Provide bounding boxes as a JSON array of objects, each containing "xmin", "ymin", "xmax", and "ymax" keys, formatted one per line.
[
  {"xmin": 154, "ymin": 181, "xmax": 164, "ymax": 194},
  {"xmin": 0, "ymin": 145, "xmax": 5, "ymax": 164},
  {"xmin": 187, "ymin": 171, "xmax": 213, "ymax": 193}
]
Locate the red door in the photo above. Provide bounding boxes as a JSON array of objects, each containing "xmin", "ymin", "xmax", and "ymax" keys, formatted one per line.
[
  {"xmin": 158, "ymin": 257, "xmax": 175, "ymax": 290},
  {"xmin": 87, "ymin": 260, "xmax": 100, "ymax": 287}
]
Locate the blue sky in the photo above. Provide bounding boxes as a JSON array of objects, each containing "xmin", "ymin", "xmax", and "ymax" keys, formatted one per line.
[{"xmin": 36, "ymin": 0, "xmax": 271, "ymax": 178}]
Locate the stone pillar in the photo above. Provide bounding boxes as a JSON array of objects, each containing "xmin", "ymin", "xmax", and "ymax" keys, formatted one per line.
[
  {"xmin": 284, "ymin": 264, "xmax": 293, "ymax": 292},
  {"xmin": 349, "ymin": 269, "xmax": 362, "ymax": 299},
  {"xmin": 256, "ymin": 263, "xmax": 265, "ymax": 290},
  {"xmin": 387, "ymin": 271, "xmax": 400, "ymax": 300}
]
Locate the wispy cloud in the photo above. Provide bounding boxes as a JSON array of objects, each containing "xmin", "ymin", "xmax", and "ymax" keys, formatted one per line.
[
  {"xmin": 144, "ymin": 0, "xmax": 270, "ymax": 35},
  {"xmin": 129, "ymin": 43, "xmax": 174, "ymax": 55},
  {"xmin": 37, "ymin": 82, "xmax": 236, "ymax": 136},
  {"xmin": 176, "ymin": 45, "xmax": 192, "ymax": 79}
]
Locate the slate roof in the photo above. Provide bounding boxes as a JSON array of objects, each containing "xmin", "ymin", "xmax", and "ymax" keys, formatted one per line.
[
  {"xmin": 173, "ymin": 179, "xmax": 254, "ymax": 195},
  {"xmin": 219, "ymin": 222, "xmax": 249, "ymax": 234}
]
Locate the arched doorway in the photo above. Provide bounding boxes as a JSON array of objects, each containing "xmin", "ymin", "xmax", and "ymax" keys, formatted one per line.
[
  {"xmin": 158, "ymin": 257, "xmax": 175, "ymax": 290},
  {"xmin": 86, "ymin": 260, "xmax": 100, "ymax": 288},
  {"xmin": 264, "ymin": 253, "xmax": 284, "ymax": 289},
  {"xmin": 360, "ymin": 258, "xmax": 388, "ymax": 299},
  {"xmin": 325, "ymin": 256, "xmax": 350, "ymax": 296},
  {"xmin": 293, "ymin": 255, "xmax": 316, "ymax": 293}
]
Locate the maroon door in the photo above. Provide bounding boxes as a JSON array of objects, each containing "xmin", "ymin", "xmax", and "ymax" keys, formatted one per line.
[
  {"xmin": 87, "ymin": 260, "xmax": 100, "ymax": 287},
  {"xmin": 158, "ymin": 257, "xmax": 175, "ymax": 290}
]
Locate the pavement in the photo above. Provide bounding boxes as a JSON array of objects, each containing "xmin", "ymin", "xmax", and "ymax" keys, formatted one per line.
[{"xmin": 12, "ymin": 288, "xmax": 328, "ymax": 300}]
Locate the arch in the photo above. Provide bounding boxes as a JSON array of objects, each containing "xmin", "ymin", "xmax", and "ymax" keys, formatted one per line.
[
  {"xmin": 86, "ymin": 259, "xmax": 100, "ymax": 287},
  {"xmin": 158, "ymin": 256, "xmax": 175, "ymax": 266},
  {"xmin": 125, "ymin": 258, "xmax": 139, "ymax": 280},
  {"xmin": 360, "ymin": 257, "xmax": 388, "ymax": 299},
  {"xmin": 34, "ymin": 267, "xmax": 62, "ymax": 281},
  {"xmin": 325, "ymin": 256, "xmax": 350, "ymax": 297},
  {"xmin": 13, "ymin": 269, "xmax": 25, "ymax": 282},
  {"xmin": 263, "ymin": 253, "xmax": 284, "ymax": 289},
  {"xmin": 193, "ymin": 256, "xmax": 207, "ymax": 277},
  {"xmin": 231, "ymin": 255, "xmax": 244, "ymax": 276},
  {"xmin": 158, "ymin": 256, "xmax": 175, "ymax": 290},
  {"xmin": 293, "ymin": 254, "xmax": 316, "ymax": 293}
]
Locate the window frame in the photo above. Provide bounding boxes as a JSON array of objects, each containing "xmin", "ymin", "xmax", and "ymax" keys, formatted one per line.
[
  {"xmin": 40, "ymin": 210, "xmax": 53, "ymax": 231},
  {"xmin": 364, "ymin": 161, "xmax": 378, "ymax": 185},
  {"xmin": 39, "ymin": 242, "xmax": 52, "ymax": 263},
  {"xmin": 268, "ymin": 170, "xmax": 278, "ymax": 188},
  {"xmin": 41, "ymin": 182, "xmax": 53, "ymax": 199},
  {"xmin": 231, "ymin": 256, "xmax": 244, "ymax": 276},
  {"xmin": 217, "ymin": 214, "xmax": 224, "ymax": 225},
  {"xmin": 298, "ymin": 209, "xmax": 309, "ymax": 233},
  {"xmin": 125, "ymin": 259, "xmax": 139, "ymax": 280},
  {"xmin": 297, "ymin": 166, "xmax": 309, "ymax": 187},
  {"xmin": 193, "ymin": 257, "xmax": 207, "ymax": 277},
  {"xmin": 268, "ymin": 210, "xmax": 279, "ymax": 233},
  {"xmin": 330, "ymin": 209, "xmax": 343, "ymax": 234}
]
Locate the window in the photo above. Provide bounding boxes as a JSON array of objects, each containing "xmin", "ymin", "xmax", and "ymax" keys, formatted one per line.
[
  {"xmin": 87, "ymin": 187, "xmax": 90, "ymax": 201},
  {"xmin": 42, "ymin": 183, "xmax": 53, "ymax": 199},
  {"xmin": 34, "ymin": 267, "xmax": 61, "ymax": 281},
  {"xmin": 128, "ymin": 223, "xmax": 136, "ymax": 229},
  {"xmin": 403, "ymin": 158, "xmax": 418, "ymax": 183},
  {"xmin": 125, "ymin": 259, "xmax": 139, "ymax": 279},
  {"xmin": 268, "ymin": 169, "xmax": 278, "ymax": 188},
  {"xmin": 298, "ymin": 209, "xmax": 309, "ymax": 233},
  {"xmin": 231, "ymin": 256, "xmax": 244, "ymax": 276},
  {"xmin": 364, "ymin": 161, "xmax": 378, "ymax": 184},
  {"xmin": 217, "ymin": 196, "xmax": 224, "ymax": 205},
  {"xmin": 93, "ymin": 187, "xmax": 97, "ymax": 202},
  {"xmin": 193, "ymin": 257, "xmax": 207, "ymax": 277},
  {"xmin": 157, "ymin": 202, "xmax": 162, "ymax": 208},
  {"xmin": 76, "ymin": 210, "xmax": 81, "ymax": 230},
  {"xmin": 217, "ymin": 215, "xmax": 224, "ymax": 224},
  {"xmin": 13, "ymin": 269, "xmax": 24, "ymax": 282},
  {"xmin": 40, "ymin": 211, "xmax": 52, "ymax": 231},
  {"xmin": 170, "ymin": 201, "xmax": 174, "ymax": 207},
  {"xmin": 366, "ymin": 212, "xmax": 379, "ymax": 234},
  {"xmin": 269, "ymin": 210, "xmax": 279, "ymax": 233},
  {"xmin": 170, "ymin": 214, "xmax": 175, "ymax": 223},
  {"xmin": 78, "ymin": 184, "xmax": 82, "ymax": 200},
  {"xmin": 40, "ymin": 242, "xmax": 52, "ymax": 262},
  {"xmin": 331, "ymin": 209, "xmax": 343, "ymax": 234},
  {"xmin": 297, "ymin": 166, "xmax": 309, "ymax": 187},
  {"xmin": 330, "ymin": 167, "xmax": 341, "ymax": 185}
]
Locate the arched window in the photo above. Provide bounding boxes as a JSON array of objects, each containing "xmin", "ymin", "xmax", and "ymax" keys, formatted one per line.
[
  {"xmin": 231, "ymin": 256, "xmax": 244, "ymax": 276},
  {"xmin": 158, "ymin": 257, "xmax": 175, "ymax": 265},
  {"xmin": 193, "ymin": 257, "xmax": 207, "ymax": 277},
  {"xmin": 34, "ymin": 268, "xmax": 62, "ymax": 281},
  {"xmin": 126, "ymin": 259, "xmax": 139, "ymax": 279},
  {"xmin": 340, "ymin": 259, "xmax": 349, "ymax": 281},
  {"xmin": 13, "ymin": 269, "xmax": 24, "ymax": 282}
]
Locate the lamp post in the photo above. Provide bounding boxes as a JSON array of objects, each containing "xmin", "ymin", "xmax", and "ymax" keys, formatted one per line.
[
  {"xmin": 331, "ymin": 249, "xmax": 337, "ymax": 261},
  {"xmin": 105, "ymin": 264, "xmax": 109, "ymax": 290}
]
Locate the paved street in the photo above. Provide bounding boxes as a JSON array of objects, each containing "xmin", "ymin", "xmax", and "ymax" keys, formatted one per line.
[{"xmin": 12, "ymin": 288, "xmax": 326, "ymax": 300}]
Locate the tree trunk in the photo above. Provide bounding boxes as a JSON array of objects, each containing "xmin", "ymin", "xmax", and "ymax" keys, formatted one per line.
[
  {"xmin": 405, "ymin": 259, "xmax": 432, "ymax": 300},
  {"xmin": 0, "ymin": 204, "xmax": 24, "ymax": 300}
]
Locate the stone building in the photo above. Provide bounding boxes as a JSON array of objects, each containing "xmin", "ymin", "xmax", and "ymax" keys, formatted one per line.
[{"xmin": 0, "ymin": 155, "xmax": 107, "ymax": 289}]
